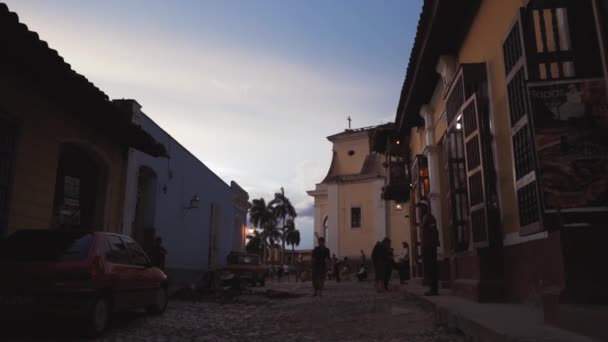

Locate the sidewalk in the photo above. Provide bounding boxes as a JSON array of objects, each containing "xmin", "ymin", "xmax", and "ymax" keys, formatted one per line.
[{"xmin": 402, "ymin": 283, "xmax": 600, "ymax": 342}]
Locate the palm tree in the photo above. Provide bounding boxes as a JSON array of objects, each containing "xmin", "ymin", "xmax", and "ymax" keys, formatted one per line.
[
  {"xmin": 269, "ymin": 188, "xmax": 297, "ymax": 264},
  {"xmin": 249, "ymin": 198, "xmax": 274, "ymax": 264},
  {"xmin": 261, "ymin": 220, "xmax": 281, "ymax": 263},
  {"xmin": 285, "ymin": 223, "xmax": 301, "ymax": 265}
]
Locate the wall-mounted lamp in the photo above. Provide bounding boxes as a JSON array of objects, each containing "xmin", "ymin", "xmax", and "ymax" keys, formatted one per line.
[
  {"xmin": 395, "ymin": 203, "xmax": 403, "ymax": 211},
  {"xmin": 247, "ymin": 227, "xmax": 255, "ymax": 235},
  {"xmin": 456, "ymin": 123, "xmax": 462, "ymax": 130},
  {"xmin": 396, "ymin": 140, "xmax": 400, "ymax": 145},
  {"xmin": 184, "ymin": 195, "xmax": 200, "ymax": 210}
]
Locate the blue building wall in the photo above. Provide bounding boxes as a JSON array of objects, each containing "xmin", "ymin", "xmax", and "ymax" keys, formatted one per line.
[{"xmin": 118, "ymin": 100, "xmax": 238, "ymax": 287}]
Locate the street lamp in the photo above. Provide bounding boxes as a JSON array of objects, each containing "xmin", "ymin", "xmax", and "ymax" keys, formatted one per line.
[{"xmin": 184, "ymin": 195, "xmax": 200, "ymax": 210}]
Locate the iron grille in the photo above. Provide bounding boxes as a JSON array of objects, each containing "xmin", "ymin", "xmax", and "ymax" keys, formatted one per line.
[
  {"xmin": 465, "ymin": 136, "xmax": 481, "ymax": 171},
  {"xmin": 504, "ymin": 21, "xmax": 522, "ymax": 74},
  {"xmin": 463, "ymin": 102, "xmax": 477, "ymax": 137},
  {"xmin": 444, "ymin": 129, "xmax": 470, "ymax": 252},
  {"xmin": 446, "ymin": 77, "xmax": 464, "ymax": 124},
  {"xmin": 517, "ymin": 181, "xmax": 541, "ymax": 226},
  {"xmin": 507, "ymin": 68, "xmax": 528, "ymax": 126},
  {"xmin": 512, "ymin": 125, "xmax": 535, "ymax": 180},
  {"xmin": 468, "ymin": 172, "xmax": 484, "ymax": 207},
  {"xmin": 471, "ymin": 208, "xmax": 487, "ymax": 243}
]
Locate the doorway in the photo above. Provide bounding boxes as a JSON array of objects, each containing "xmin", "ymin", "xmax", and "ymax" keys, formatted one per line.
[
  {"xmin": 0, "ymin": 115, "xmax": 18, "ymax": 236},
  {"xmin": 132, "ymin": 166, "xmax": 157, "ymax": 253},
  {"xmin": 52, "ymin": 143, "xmax": 108, "ymax": 231}
]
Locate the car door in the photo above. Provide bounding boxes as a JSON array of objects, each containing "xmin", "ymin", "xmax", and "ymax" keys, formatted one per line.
[
  {"xmin": 104, "ymin": 235, "xmax": 140, "ymax": 310},
  {"xmin": 121, "ymin": 237, "xmax": 156, "ymax": 306}
]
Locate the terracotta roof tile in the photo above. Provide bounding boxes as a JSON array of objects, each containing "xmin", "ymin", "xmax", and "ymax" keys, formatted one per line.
[{"xmin": 0, "ymin": 2, "xmax": 167, "ymax": 157}]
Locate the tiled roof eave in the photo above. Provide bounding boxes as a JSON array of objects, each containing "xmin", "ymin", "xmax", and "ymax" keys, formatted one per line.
[
  {"xmin": 394, "ymin": 0, "xmax": 482, "ymax": 134},
  {"xmin": 0, "ymin": 2, "xmax": 167, "ymax": 158}
]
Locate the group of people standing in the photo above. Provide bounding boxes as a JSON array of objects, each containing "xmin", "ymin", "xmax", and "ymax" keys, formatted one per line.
[
  {"xmin": 371, "ymin": 238, "xmax": 410, "ymax": 292},
  {"xmin": 310, "ymin": 196, "xmax": 440, "ymax": 297}
]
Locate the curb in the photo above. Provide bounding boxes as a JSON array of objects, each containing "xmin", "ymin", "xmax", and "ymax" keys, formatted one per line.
[{"xmin": 404, "ymin": 290, "xmax": 530, "ymax": 342}]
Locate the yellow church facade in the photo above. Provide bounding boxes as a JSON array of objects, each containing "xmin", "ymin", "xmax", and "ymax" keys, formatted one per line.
[{"xmin": 307, "ymin": 126, "xmax": 411, "ymax": 259}]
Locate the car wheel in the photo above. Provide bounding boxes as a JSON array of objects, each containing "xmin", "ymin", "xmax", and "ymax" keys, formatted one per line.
[
  {"xmin": 147, "ymin": 287, "xmax": 168, "ymax": 315},
  {"xmin": 87, "ymin": 297, "xmax": 110, "ymax": 336}
]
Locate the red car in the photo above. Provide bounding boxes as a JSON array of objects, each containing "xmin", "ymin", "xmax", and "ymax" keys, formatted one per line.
[{"xmin": 0, "ymin": 230, "xmax": 169, "ymax": 335}]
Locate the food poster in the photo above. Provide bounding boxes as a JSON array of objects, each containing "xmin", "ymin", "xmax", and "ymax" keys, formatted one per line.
[
  {"xmin": 59, "ymin": 175, "xmax": 81, "ymax": 225},
  {"xmin": 528, "ymin": 79, "xmax": 608, "ymax": 211}
]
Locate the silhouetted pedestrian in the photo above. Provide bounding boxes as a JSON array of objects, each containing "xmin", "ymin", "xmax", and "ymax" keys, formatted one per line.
[
  {"xmin": 360, "ymin": 249, "xmax": 367, "ymax": 266},
  {"xmin": 398, "ymin": 241, "xmax": 411, "ymax": 285},
  {"xmin": 417, "ymin": 198, "xmax": 439, "ymax": 296},
  {"xmin": 332, "ymin": 254, "xmax": 341, "ymax": 282},
  {"xmin": 151, "ymin": 237, "xmax": 167, "ymax": 270},
  {"xmin": 312, "ymin": 237, "xmax": 330, "ymax": 297},
  {"xmin": 384, "ymin": 246, "xmax": 395, "ymax": 291}
]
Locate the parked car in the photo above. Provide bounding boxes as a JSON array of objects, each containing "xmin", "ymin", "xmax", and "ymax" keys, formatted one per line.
[
  {"xmin": 223, "ymin": 252, "xmax": 268, "ymax": 287},
  {"xmin": 0, "ymin": 229, "xmax": 169, "ymax": 335}
]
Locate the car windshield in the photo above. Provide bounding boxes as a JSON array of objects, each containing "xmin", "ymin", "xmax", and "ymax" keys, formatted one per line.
[
  {"xmin": 0, "ymin": 230, "xmax": 93, "ymax": 262},
  {"xmin": 227, "ymin": 253, "xmax": 259, "ymax": 265},
  {"xmin": 239, "ymin": 255, "xmax": 258, "ymax": 264}
]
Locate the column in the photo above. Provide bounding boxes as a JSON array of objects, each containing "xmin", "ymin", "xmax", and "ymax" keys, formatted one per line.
[
  {"xmin": 420, "ymin": 105, "xmax": 445, "ymax": 257},
  {"xmin": 327, "ymin": 184, "xmax": 340, "ymax": 256}
]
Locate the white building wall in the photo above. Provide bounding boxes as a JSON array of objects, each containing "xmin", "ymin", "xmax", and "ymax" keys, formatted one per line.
[{"xmin": 119, "ymin": 100, "xmax": 237, "ymax": 287}]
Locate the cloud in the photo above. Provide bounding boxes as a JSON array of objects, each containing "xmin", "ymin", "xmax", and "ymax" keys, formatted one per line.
[
  {"xmin": 298, "ymin": 203, "xmax": 315, "ymax": 219},
  {"xmin": 13, "ymin": 4, "xmax": 402, "ymax": 251}
]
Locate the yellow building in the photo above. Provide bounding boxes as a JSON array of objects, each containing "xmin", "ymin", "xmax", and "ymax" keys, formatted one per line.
[
  {"xmin": 307, "ymin": 126, "xmax": 411, "ymax": 260},
  {"xmin": 384, "ymin": 0, "xmax": 608, "ymax": 318},
  {"xmin": 0, "ymin": 4, "xmax": 165, "ymax": 237}
]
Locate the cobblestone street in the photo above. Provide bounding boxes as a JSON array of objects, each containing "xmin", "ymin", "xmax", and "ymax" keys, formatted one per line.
[
  {"xmin": 1, "ymin": 281, "xmax": 465, "ymax": 341},
  {"xmin": 92, "ymin": 281, "xmax": 463, "ymax": 342}
]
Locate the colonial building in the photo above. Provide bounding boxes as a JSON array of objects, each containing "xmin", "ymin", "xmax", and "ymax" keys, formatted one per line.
[
  {"xmin": 307, "ymin": 125, "xmax": 411, "ymax": 259},
  {"xmin": 116, "ymin": 100, "xmax": 250, "ymax": 286},
  {"xmin": 381, "ymin": 0, "xmax": 607, "ymax": 337},
  {"xmin": 0, "ymin": 4, "xmax": 165, "ymax": 237}
]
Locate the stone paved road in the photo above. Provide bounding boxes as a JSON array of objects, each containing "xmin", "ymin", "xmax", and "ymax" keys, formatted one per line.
[{"xmin": 3, "ymin": 281, "xmax": 465, "ymax": 342}]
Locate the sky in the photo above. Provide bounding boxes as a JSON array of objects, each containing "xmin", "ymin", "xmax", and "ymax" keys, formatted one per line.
[{"xmin": 5, "ymin": 0, "xmax": 422, "ymax": 249}]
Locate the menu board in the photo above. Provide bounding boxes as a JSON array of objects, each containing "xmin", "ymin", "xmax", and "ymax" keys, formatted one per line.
[
  {"xmin": 59, "ymin": 176, "xmax": 81, "ymax": 225},
  {"xmin": 528, "ymin": 79, "xmax": 608, "ymax": 211}
]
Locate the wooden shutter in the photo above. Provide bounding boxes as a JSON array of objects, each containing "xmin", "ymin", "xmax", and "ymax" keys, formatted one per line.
[
  {"xmin": 461, "ymin": 95, "xmax": 491, "ymax": 247},
  {"xmin": 524, "ymin": 0, "xmax": 603, "ymax": 81},
  {"xmin": 503, "ymin": 9, "xmax": 544, "ymax": 235},
  {"xmin": 444, "ymin": 63, "xmax": 498, "ymax": 248},
  {"xmin": 0, "ymin": 116, "xmax": 17, "ymax": 236},
  {"xmin": 443, "ymin": 129, "xmax": 469, "ymax": 252}
]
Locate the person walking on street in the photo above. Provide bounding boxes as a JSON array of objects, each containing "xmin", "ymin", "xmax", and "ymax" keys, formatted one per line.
[
  {"xmin": 277, "ymin": 264, "xmax": 284, "ymax": 283},
  {"xmin": 151, "ymin": 237, "xmax": 167, "ymax": 270},
  {"xmin": 360, "ymin": 250, "xmax": 367, "ymax": 267},
  {"xmin": 371, "ymin": 241, "xmax": 384, "ymax": 292},
  {"xmin": 383, "ymin": 245, "xmax": 395, "ymax": 291},
  {"xmin": 417, "ymin": 198, "xmax": 439, "ymax": 296},
  {"xmin": 398, "ymin": 241, "xmax": 411, "ymax": 285},
  {"xmin": 312, "ymin": 237, "xmax": 330, "ymax": 297},
  {"xmin": 332, "ymin": 254, "xmax": 341, "ymax": 283}
]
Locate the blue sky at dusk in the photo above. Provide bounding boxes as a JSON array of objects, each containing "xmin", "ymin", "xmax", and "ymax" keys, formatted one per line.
[{"xmin": 5, "ymin": 0, "xmax": 422, "ymax": 249}]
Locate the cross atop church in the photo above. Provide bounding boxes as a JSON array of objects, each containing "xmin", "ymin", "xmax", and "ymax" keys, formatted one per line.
[{"xmin": 347, "ymin": 116, "xmax": 352, "ymax": 129}]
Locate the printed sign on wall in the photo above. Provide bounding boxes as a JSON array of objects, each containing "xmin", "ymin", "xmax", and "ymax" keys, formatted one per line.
[{"xmin": 528, "ymin": 79, "xmax": 608, "ymax": 211}]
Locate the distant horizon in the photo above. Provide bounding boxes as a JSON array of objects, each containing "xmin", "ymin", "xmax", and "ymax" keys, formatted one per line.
[{"xmin": 4, "ymin": 0, "xmax": 422, "ymax": 249}]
